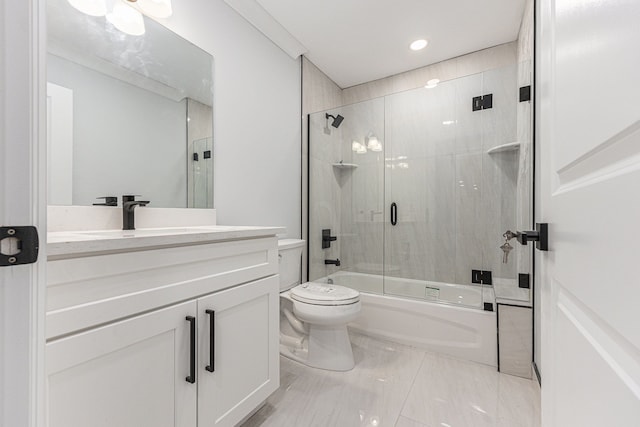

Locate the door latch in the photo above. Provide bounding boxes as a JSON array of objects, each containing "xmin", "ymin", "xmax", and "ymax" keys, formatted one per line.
[
  {"xmin": 0, "ymin": 226, "xmax": 39, "ymax": 266},
  {"xmin": 516, "ymin": 223, "xmax": 548, "ymax": 251}
]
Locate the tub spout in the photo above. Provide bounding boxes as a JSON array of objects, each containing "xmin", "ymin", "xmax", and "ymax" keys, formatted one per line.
[{"xmin": 325, "ymin": 258, "xmax": 341, "ymax": 267}]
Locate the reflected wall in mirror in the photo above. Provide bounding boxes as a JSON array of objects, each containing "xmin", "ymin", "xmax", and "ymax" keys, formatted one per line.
[{"xmin": 47, "ymin": 0, "xmax": 214, "ymax": 208}]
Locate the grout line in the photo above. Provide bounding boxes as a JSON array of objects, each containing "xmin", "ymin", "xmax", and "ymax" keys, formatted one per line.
[{"xmin": 393, "ymin": 351, "xmax": 428, "ymax": 427}]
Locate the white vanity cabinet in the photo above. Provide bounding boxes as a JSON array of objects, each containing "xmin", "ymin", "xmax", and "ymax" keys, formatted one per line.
[
  {"xmin": 45, "ymin": 229, "xmax": 283, "ymax": 427},
  {"xmin": 47, "ymin": 300, "xmax": 198, "ymax": 427},
  {"xmin": 197, "ymin": 276, "xmax": 279, "ymax": 426}
]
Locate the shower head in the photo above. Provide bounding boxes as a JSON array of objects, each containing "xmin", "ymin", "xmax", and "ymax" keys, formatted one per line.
[{"xmin": 326, "ymin": 113, "xmax": 344, "ymax": 128}]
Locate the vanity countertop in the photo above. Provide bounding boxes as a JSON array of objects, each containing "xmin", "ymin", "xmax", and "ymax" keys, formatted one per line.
[{"xmin": 47, "ymin": 225, "xmax": 286, "ymax": 259}]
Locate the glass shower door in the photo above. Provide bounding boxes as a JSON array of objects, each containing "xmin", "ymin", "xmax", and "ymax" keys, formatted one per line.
[{"xmin": 383, "ymin": 73, "xmax": 487, "ymax": 309}]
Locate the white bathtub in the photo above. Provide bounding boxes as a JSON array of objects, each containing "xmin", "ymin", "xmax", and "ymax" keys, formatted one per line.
[{"xmin": 318, "ymin": 271, "xmax": 497, "ymax": 366}]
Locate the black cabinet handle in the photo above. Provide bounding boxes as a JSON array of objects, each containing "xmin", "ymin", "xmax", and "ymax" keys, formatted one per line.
[
  {"xmin": 390, "ymin": 202, "xmax": 398, "ymax": 226},
  {"xmin": 185, "ymin": 316, "xmax": 196, "ymax": 384},
  {"xmin": 205, "ymin": 310, "xmax": 215, "ymax": 373}
]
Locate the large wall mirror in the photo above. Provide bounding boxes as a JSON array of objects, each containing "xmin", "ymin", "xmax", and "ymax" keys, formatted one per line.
[{"xmin": 47, "ymin": 0, "xmax": 214, "ymax": 208}]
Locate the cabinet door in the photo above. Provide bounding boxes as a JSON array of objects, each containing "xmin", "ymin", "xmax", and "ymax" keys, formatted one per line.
[
  {"xmin": 46, "ymin": 301, "xmax": 198, "ymax": 427},
  {"xmin": 197, "ymin": 276, "xmax": 280, "ymax": 426}
]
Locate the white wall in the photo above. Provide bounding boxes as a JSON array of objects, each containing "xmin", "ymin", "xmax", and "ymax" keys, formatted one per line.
[
  {"xmin": 47, "ymin": 54, "xmax": 188, "ymax": 208},
  {"xmin": 164, "ymin": 0, "xmax": 302, "ymax": 238}
]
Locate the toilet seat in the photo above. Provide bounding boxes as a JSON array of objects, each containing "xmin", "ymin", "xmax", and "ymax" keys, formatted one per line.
[{"xmin": 290, "ymin": 283, "xmax": 360, "ymax": 306}]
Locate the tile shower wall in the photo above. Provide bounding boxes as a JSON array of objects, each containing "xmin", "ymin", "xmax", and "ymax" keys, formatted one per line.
[
  {"xmin": 342, "ymin": 42, "xmax": 517, "ymax": 105},
  {"xmin": 305, "ymin": 41, "xmax": 530, "ymax": 293},
  {"xmin": 303, "ymin": 58, "xmax": 343, "ymax": 281},
  {"xmin": 308, "ymin": 112, "xmax": 343, "ymax": 281},
  {"xmin": 340, "ymin": 99, "xmax": 385, "ymax": 289},
  {"xmin": 383, "ymin": 66, "xmax": 518, "ymax": 285}
]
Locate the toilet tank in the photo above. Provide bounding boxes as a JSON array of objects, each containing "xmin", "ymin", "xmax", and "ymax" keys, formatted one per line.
[{"xmin": 278, "ymin": 239, "xmax": 305, "ymax": 291}]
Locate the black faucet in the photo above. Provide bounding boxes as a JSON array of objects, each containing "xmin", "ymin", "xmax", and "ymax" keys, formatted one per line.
[
  {"xmin": 324, "ymin": 258, "xmax": 341, "ymax": 267},
  {"xmin": 93, "ymin": 196, "xmax": 118, "ymax": 207},
  {"xmin": 122, "ymin": 195, "xmax": 149, "ymax": 230}
]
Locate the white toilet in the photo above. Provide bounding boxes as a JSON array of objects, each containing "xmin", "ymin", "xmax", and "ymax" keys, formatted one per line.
[{"xmin": 278, "ymin": 239, "xmax": 361, "ymax": 371}]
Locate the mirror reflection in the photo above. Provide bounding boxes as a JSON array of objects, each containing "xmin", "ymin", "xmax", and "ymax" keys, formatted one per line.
[{"xmin": 46, "ymin": 0, "xmax": 214, "ymax": 208}]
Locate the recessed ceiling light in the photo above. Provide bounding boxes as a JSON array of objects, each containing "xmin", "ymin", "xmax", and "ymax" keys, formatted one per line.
[{"xmin": 409, "ymin": 39, "xmax": 428, "ymax": 51}]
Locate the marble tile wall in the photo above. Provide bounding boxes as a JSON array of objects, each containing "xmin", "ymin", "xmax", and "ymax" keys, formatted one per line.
[
  {"xmin": 305, "ymin": 37, "xmax": 532, "ymax": 295},
  {"xmin": 380, "ymin": 66, "xmax": 519, "ymax": 285},
  {"xmin": 498, "ymin": 304, "xmax": 533, "ymax": 378},
  {"xmin": 308, "ymin": 112, "xmax": 344, "ymax": 281},
  {"xmin": 480, "ymin": 65, "xmax": 520, "ymax": 281},
  {"xmin": 302, "ymin": 58, "xmax": 343, "ymax": 280},
  {"xmin": 516, "ymin": 0, "xmax": 535, "ymax": 284},
  {"xmin": 339, "ymin": 99, "xmax": 385, "ymax": 277},
  {"xmin": 342, "ymin": 42, "xmax": 517, "ymax": 105}
]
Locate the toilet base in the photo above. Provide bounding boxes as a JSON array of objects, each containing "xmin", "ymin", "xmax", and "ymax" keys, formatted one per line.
[
  {"xmin": 307, "ymin": 324, "xmax": 355, "ymax": 371},
  {"xmin": 280, "ymin": 324, "xmax": 355, "ymax": 371}
]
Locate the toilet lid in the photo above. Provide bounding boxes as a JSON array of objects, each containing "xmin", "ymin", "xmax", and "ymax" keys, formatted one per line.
[{"xmin": 290, "ymin": 283, "xmax": 360, "ymax": 306}]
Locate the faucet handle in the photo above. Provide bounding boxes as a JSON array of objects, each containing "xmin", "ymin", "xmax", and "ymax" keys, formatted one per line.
[
  {"xmin": 93, "ymin": 196, "xmax": 118, "ymax": 206},
  {"xmin": 122, "ymin": 195, "xmax": 143, "ymax": 203}
]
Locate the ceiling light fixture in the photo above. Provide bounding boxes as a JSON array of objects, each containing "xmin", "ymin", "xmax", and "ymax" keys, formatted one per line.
[
  {"xmin": 107, "ymin": 0, "xmax": 146, "ymax": 36},
  {"xmin": 424, "ymin": 78, "xmax": 440, "ymax": 89},
  {"xmin": 409, "ymin": 39, "xmax": 428, "ymax": 51},
  {"xmin": 137, "ymin": 0, "xmax": 173, "ymax": 18},
  {"xmin": 67, "ymin": 0, "xmax": 107, "ymax": 16}
]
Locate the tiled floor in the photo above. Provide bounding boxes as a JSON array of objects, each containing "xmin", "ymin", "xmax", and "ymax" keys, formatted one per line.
[{"xmin": 242, "ymin": 333, "xmax": 540, "ymax": 427}]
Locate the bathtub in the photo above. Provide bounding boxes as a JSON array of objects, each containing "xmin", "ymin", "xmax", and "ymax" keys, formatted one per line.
[{"xmin": 318, "ymin": 271, "xmax": 497, "ymax": 366}]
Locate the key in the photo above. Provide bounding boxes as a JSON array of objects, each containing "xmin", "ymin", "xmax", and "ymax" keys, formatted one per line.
[{"xmin": 500, "ymin": 241, "xmax": 513, "ymax": 264}]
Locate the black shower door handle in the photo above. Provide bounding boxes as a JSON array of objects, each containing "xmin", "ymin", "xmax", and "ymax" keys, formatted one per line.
[{"xmin": 390, "ymin": 203, "xmax": 398, "ymax": 226}]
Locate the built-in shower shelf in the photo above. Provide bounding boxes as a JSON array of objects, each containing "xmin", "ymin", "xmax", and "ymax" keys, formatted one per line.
[
  {"xmin": 332, "ymin": 162, "xmax": 358, "ymax": 170},
  {"xmin": 487, "ymin": 141, "xmax": 520, "ymax": 154}
]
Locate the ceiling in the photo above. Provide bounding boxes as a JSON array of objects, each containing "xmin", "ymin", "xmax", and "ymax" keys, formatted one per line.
[{"xmin": 226, "ymin": 0, "xmax": 526, "ymax": 88}]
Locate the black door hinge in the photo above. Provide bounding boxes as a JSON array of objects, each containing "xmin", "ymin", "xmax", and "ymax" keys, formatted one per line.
[
  {"xmin": 0, "ymin": 226, "xmax": 39, "ymax": 267},
  {"xmin": 519, "ymin": 85, "xmax": 531, "ymax": 102},
  {"xmin": 471, "ymin": 269, "xmax": 493, "ymax": 285},
  {"xmin": 472, "ymin": 93, "xmax": 493, "ymax": 111}
]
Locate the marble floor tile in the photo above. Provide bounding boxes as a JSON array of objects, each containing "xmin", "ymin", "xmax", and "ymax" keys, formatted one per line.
[
  {"xmin": 394, "ymin": 416, "xmax": 428, "ymax": 427},
  {"xmin": 242, "ymin": 333, "xmax": 540, "ymax": 427},
  {"xmin": 401, "ymin": 352, "xmax": 540, "ymax": 427}
]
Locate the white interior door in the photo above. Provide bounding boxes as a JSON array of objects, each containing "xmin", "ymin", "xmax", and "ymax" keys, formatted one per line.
[
  {"xmin": 537, "ymin": 0, "xmax": 640, "ymax": 425},
  {"xmin": 0, "ymin": 1, "xmax": 47, "ymax": 426}
]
